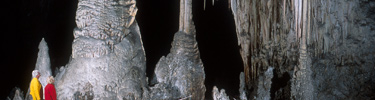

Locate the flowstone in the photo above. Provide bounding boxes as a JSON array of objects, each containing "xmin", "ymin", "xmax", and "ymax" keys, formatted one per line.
[{"xmin": 55, "ymin": 0, "xmax": 148, "ymax": 99}]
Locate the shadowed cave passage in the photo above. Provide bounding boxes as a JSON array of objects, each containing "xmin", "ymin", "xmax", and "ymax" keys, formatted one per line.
[
  {"xmin": 193, "ymin": 0, "xmax": 244, "ymax": 99},
  {"xmin": 137, "ymin": 0, "xmax": 243, "ymax": 99}
]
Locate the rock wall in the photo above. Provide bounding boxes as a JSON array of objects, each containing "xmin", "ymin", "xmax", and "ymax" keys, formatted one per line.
[
  {"xmin": 309, "ymin": 1, "xmax": 375, "ymax": 99},
  {"xmin": 230, "ymin": 0, "xmax": 375, "ymax": 99}
]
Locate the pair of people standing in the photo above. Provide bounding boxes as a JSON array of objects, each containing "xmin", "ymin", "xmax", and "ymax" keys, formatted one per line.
[{"xmin": 30, "ymin": 70, "xmax": 57, "ymax": 100}]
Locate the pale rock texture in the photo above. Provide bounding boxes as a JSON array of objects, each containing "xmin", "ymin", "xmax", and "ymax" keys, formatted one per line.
[
  {"xmin": 255, "ymin": 67, "xmax": 273, "ymax": 100},
  {"xmin": 54, "ymin": 0, "xmax": 148, "ymax": 99},
  {"xmin": 230, "ymin": 0, "xmax": 300, "ymax": 99},
  {"xmin": 230, "ymin": 0, "xmax": 375, "ymax": 99},
  {"xmin": 212, "ymin": 86, "xmax": 229, "ymax": 100},
  {"xmin": 6, "ymin": 0, "xmax": 375, "ymax": 99},
  {"xmin": 239, "ymin": 72, "xmax": 248, "ymax": 100},
  {"xmin": 25, "ymin": 38, "xmax": 52, "ymax": 100},
  {"xmin": 55, "ymin": 0, "xmax": 207, "ymax": 99},
  {"xmin": 35, "ymin": 38, "xmax": 52, "ymax": 100},
  {"xmin": 149, "ymin": 0, "xmax": 206, "ymax": 99},
  {"xmin": 309, "ymin": 1, "xmax": 375, "ymax": 99}
]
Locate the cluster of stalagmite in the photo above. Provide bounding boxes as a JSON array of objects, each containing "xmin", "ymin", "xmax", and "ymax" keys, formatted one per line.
[
  {"xmin": 7, "ymin": 0, "xmax": 207, "ymax": 99},
  {"xmin": 6, "ymin": 0, "xmax": 375, "ymax": 99},
  {"xmin": 56, "ymin": 0, "xmax": 206, "ymax": 99},
  {"xmin": 231, "ymin": 0, "xmax": 299, "ymax": 91},
  {"xmin": 230, "ymin": 0, "xmax": 375, "ymax": 99}
]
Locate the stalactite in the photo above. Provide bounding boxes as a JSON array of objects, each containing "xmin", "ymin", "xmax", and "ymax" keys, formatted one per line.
[
  {"xmin": 204, "ymin": 0, "xmax": 206, "ymax": 10},
  {"xmin": 230, "ymin": 0, "xmax": 375, "ymax": 99}
]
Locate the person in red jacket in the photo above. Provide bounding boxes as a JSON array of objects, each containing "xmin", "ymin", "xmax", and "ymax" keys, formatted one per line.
[{"xmin": 44, "ymin": 76, "xmax": 56, "ymax": 100}]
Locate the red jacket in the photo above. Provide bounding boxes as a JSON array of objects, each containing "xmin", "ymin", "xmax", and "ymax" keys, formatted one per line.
[{"xmin": 44, "ymin": 84, "xmax": 57, "ymax": 100}]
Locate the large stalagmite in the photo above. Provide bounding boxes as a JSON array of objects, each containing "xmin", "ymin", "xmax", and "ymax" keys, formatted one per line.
[
  {"xmin": 54, "ymin": 0, "xmax": 207, "ymax": 99},
  {"xmin": 55, "ymin": 0, "xmax": 148, "ymax": 99},
  {"xmin": 34, "ymin": 38, "xmax": 52, "ymax": 92},
  {"xmin": 149, "ymin": 0, "xmax": 206, "ymax": 99},
  {"xmin": 25, "ymin": 38, "xmax": 52, "ymax": 100}
]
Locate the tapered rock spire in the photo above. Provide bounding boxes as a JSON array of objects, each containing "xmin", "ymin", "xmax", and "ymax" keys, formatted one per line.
[
  {"xmin": 150, "ymin": 0, "xmax": 206, "ymax": 99},
  {"xmin": 25, "ymin": 38, "xmax": 52, "ymax": 100}
]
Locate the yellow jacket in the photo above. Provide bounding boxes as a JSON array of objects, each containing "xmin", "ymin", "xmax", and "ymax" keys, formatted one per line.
[{"xmin": 30, "ymin": 77, "xmax": 42, "ymax": 100}]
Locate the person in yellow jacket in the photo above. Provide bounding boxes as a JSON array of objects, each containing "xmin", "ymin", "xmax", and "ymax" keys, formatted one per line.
[{"xmin": 30, "ymin": 70, "xmax": 42, "ymax": 100}]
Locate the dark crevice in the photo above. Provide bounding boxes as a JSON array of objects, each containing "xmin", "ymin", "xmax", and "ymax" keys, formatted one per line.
[
  {"xmin": 136, "ymin": 0, "xmax": 179, "ymax": 83},
  {"xmin": 271, "ymin": 70, "xmax": 291, "ymax": 100},
  {"xmin": 192, "ymin": 0, "xmax": 243, "ymax": 99}
]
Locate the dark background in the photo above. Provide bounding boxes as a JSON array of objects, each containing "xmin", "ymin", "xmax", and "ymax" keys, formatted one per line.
[{"xmin": 2, "ymin": 0, "xmax": 243, "ymax": 99}]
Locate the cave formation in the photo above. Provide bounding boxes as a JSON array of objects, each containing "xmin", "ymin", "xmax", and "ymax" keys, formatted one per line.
[{"xmin": 5, "ymin": 0, "xmax": 375, "ymax": 100}]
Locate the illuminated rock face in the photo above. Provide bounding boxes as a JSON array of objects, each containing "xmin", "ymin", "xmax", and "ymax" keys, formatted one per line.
[
  {"xmin": 55, "ymin": 0, "xmax": 148, "ymax": 99},
  {"xmin": 25, "ymin": 38, "xmax": 52, "ymax": 100},
  {"xmin": 230, "ymin": 0, "xmax": 375, "ymax": 99},
  {"xmin": 55, "ymin": 0, "xmax": 206, "ymax": 99},
  {"xmin": 150, "ymin": 31, "xmax": 206, "ymax": 99},
  {"xmin": 7, "ymin": 0, "xmax": 375, "ymax": 99},
  {"xmin": 149, "ymin": 0, "xmax": 206, "ymax": 99},
  {"xmin": 35, "ymin": 38, "xmax": 52, "ymax": 91}
]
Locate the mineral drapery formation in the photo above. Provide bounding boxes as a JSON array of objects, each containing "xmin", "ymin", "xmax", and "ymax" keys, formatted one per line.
[
  {"xmin": 55, "ymin": 0, "xmax": 148, "ymax": 99},
  {"xmin": 231, "ymin": 0, "xmax": 375, "ymax": 99},
  {"xmin": 149, "ymin": 0, "xmax": 206, "ymax": 99}
]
